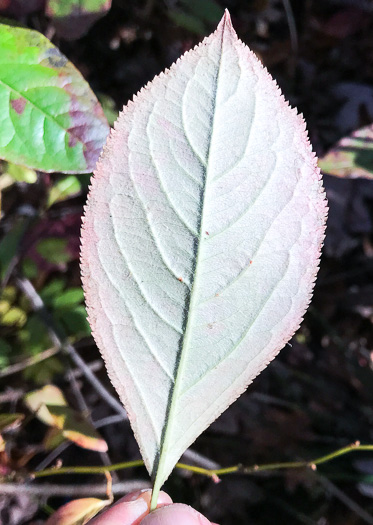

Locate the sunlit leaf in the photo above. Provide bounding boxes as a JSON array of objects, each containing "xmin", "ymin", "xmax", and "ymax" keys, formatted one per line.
[
  {"xmin": 81, "ymin": 11, "xmax": 327, "ymax": 498},
  {"xmin": 0, "ymin": 22, "xmax": 109, "ymax": 172},
  {"xmin": 5, "ymin": 162, "xmax": 37, "ymax": 183},
  {"xmin": 25, "ymin": 385, "xmax": 108, "ymax": 452},
  {"xmin": 24, "ymin": 385, "xmax": 67, "ymax": 426},
  {"xmin": 319, "ymin": 123, "xmax": 373, "ymax": 179},
  {"xmin": 52, "ymin": 288, "xmax": 85, "ymax": 310},
  {"xmin": 48, "ymin": 176, "xmax": 81, "ymax": 207},
  {"xmin": 45, "ymin": 497, "xmax": 110, "ymax": 525},
  {"xmin": 1, "ymin": 306, "xmax": 27, "ymax": 326}
]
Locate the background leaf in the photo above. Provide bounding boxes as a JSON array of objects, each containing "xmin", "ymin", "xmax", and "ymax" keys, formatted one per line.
[
  {"xmin": 46, "ymin": 0, "xmax": 112, "ymax": 40},
  {"xmin": 45, "ymin": 498, "xmax": 110, "ymax": 525},
  {"xmin": 0, "ymin": 23, "xmax": 109, "ymax": 173},
  {"xmin": 81, "ymin": 11, "xmax": 327, "ymax": 500},
  {"xmin": 319, "ymin": 123, "xmax": 373, "ymax": 179},
  {"xmin": 25, "ymin": 385, "xmax": 108, "ymax": 452}
]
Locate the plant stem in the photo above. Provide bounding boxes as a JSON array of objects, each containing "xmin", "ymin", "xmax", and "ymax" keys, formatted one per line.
[
  {"xmin": 30, "ymin": 442, "xmax": 373, "ymax": 480},
  {"xmin": 1, "ymin": 480, "xmax": 150, "ymax": 497},
  {"xmin": 32, "ymin": 460, "xmax": 145, "ymax": 478}
]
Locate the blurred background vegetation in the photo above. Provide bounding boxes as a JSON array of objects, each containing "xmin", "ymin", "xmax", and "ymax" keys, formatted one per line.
[{"xmin": 1, "ymin": 0, "xmax": 373, "ymax": 523}]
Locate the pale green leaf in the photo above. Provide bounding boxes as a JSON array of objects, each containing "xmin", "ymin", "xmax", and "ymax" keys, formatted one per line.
[{"xmin": 80, "ymin": 11, "xmax": 327, "ymax": 504}]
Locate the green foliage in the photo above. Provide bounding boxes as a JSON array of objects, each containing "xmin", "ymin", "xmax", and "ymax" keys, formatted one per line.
[
  {"xmin": 46, "ymin": 0, "xmax": 111, "ymax": 18},
  {"xmin": 48, "ymin": 175, "xmax": 81, "ymax": 207},
  {"xmin": 4, "ymin": 162, "xmax": 37, "ymax": 183},
  {"xmin": 36, "ymin": 238, "xmax": 71, "ymax": 265},
  {"xmin": 0, "ymin": 22, "xmax": 109, "ymax": 173}
]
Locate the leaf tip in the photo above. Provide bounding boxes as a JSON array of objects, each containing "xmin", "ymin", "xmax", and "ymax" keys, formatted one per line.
[{"xmin": 218, "ymin": 8, "xmax": 234, "ymax": 33}]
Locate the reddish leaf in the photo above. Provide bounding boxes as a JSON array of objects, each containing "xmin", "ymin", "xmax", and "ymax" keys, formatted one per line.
[
  {"xmin": 45, "ymin": 498, "xmax": 110, "ymax": 525},
  {"xmin": 24, "ymin": 385, "xmax": 108, "ymax": 452}
]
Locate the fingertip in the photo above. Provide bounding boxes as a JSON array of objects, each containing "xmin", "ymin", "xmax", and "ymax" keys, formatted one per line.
[
  {"xmin": 89, "ymin": 489, "xmax": 172, "ymax": 525},
  {"xmin": 140, "ymin": 503, "xmax": 212, "ymax": 524}
]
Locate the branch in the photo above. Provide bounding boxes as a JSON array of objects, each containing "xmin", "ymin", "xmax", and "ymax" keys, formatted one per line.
[
  {"xmin": 30, "ymin": 442, "xmax": 373, "ymax": 480},
  {"xmin": 15, "ymin": 276, "xmax": 127, "ymax": 420},
  {"xmin": 0, "ymin": 480, "xmax": 150, "ymax": 497},
  {"xmin": 0, "ymin": 346, "xmax": 60, "ymax": 378}
]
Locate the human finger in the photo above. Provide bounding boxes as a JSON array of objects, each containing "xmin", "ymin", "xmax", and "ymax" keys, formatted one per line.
[
  {"xmin": 89, "ymin": 489, "xmax": 172, "ymax": 525},
  {"xmin": 140, "ymin": 503, "xmax": 215, "ymax": 525}
]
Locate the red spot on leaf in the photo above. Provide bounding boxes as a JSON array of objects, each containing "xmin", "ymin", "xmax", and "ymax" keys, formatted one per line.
[
  {"xmin": 250, "ymin": 260, "xmax": 253, "ymax": 264},
  {"xmin": 68, "ymin": 134, "xmax": 78, "ymax": 148},
  {"xmin": 11, "ymin": 97, "xmax": 26, "ymax": 115},
  {"xmin": 178, "ymin": 277, "xmax": 183, "ymax": 282},
  {"xmin": 205, "ymin": 231, "xmax": 209, "ymax": 235}
]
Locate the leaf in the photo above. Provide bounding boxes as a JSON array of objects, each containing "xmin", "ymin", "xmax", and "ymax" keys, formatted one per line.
[
  {"xmin": 80, "ymin": 11, "xmax": 327, "ymax": 500},
  {"xmin": 36, "ymin": 238, "xmax": 71, "ymax": 264},
  {"xmin": 45, "ymin": 498, "xmax": 110, "ymax": 525},
  {"xmin": 0, "ymin": 413, "xmax": 24, "ymax": 432},
  {"xmin": 48, "ymin": 175, "xmax": 81, "ymax": 207},
  {"xmin": 25, "ymin": 385, "xmax": 107, "ymax": 452},
  {"xmin": 4, "ymin": 162, "xmax": 37, "ymax": 183},
  {"xmin": 24, "ymin": 385, "xmax": 67, "ymax": 426},
  {"xmin": 46, "ymin": 0, "xmax": 112, "ymax": 40},
  {"xmin": 52, "ymin": 288, "xmax": 85, "ymax": 310},
  {"xmin": 0, "ymin": 22, "xmax": 109, "ymax": 173},
  {"xmin": 319, "ymin": 123, "xmax": 373, "ymax": 179},
  {"xmin": 43, "ymin": 426, "xmax": 66, "ymax": 451}
]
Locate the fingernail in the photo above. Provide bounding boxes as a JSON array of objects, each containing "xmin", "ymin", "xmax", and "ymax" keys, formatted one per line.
[
  {"xmin": 141, "ymin": 503, "xmax": 211, "ymax": 524},
  {"xmin": 126, "ymin": 489, "xmax": 151, "ymax": 502}
]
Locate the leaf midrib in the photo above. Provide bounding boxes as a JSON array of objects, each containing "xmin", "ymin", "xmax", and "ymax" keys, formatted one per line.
[{"xmin": 150, "ymin": 22, "xmax": 227, "ymax": 502}]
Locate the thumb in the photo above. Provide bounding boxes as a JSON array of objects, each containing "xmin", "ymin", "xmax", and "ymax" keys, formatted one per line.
[{"xmin": 140, "ymin": 504, "xmax": 214, "ymax": 525}]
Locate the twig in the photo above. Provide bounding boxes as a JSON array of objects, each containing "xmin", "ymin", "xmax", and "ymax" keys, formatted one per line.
[
  {"xmin": 0, "ymin": 389, "xmax": 25, "ymax": 404},
  {"xmin": 34, "ymin": 442, "xmax": 71, "ymax": 473},
  {"xmin": 33, "ymin": 460, "xmax": 145, "ymax": 478},
  {"xmin": 64, "ymin": 359, "xmax": 120, "ymax": 484},
  {"xmin": 95, "ymin": 414, "xmax": 127, "ymax": 428},
  {"xmin": 15, "ymin": 276, "xmax": 127, "ymax": 420},
  {"xmin": 182, "ymin": 448, "xmax": 220, "ymax": 470},
  {"xmin": 31, "ymin": 442, "xmax": 373, "ymax": 480},
  {"xmin": 0, "ymin": 480, "xmax": 150, "ymax": 497},
  {"xmin": 34, "ymin": 414, "xmax": 131, "ymax": 472},
  {"xmin": 0, "ymin": 346, "xmax": 60, "ymax": 378}
]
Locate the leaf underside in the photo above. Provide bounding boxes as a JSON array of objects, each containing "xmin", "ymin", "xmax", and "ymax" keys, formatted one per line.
[
  {"xmin": 0, "ymin": 23, "xmax": 109, "ymax": 173},
  {"xmin": 81, "ymin": 10, "xmax": 327, "ymax": 494}
]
